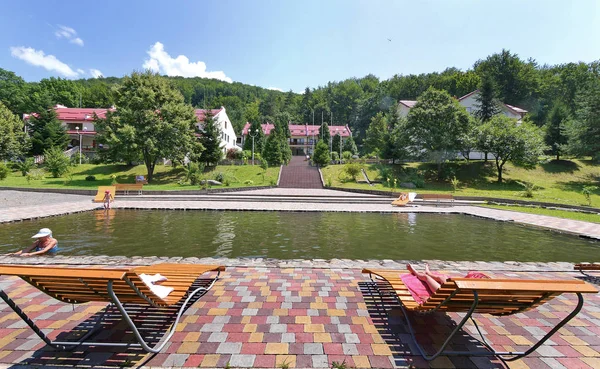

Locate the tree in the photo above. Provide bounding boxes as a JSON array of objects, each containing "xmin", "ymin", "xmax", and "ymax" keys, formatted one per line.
[
  {"xmin": 300, "ymin": 87, "xmax": 313, "ymax": 124},
  {"xmin": 382, "ymin": 116, "xmax": 411, "ymax": 163},
  {"xmin": 95, "ymin": 71, "xmax": 203, "ymax": 182},
  {"xmin": 312, "ymin": 140, "xmax": 330, "ymax": 167},
  {"xmin": 331, "ymin": 134, "xmax": 342, "ymax": 157},
  {"xmin": 406, "ymin": 87, "xmax": 471, "ymax": 179},
  {"xmin": 319, "ymin": 121, "xmax": 331, "ymax": 144},
  {"xmin": 474, "ymin": 74, "xmax": 501, "ymax": 122},
  {"xmin": 0, "ymin": 68, "xmax": 27, "ymax": 115},
  {"xmin": 342, "ymin": 135, "xmax": 358, "ymax": 155},
  {"xmin": 479, "ymin": 115, "xmax": 546, "ymax": 183},
  {"xmin": 29, "ymin": 106, "xmax": 69, "ymax": 155},
  {"xmin": 566, "ymin": 78, "xmax": 600, "ymax": 161},
  {"xmin": 262, "ymin": 122, "xmax": 291, "ymax": 166},
  {"xmin": 199, "ymin": 111, "xmax": 223, "ymax": 166},
  {"xmin": 364, "ymin": 112, "xmax": 388, "ymax": 156},
  {"xmin": 0, "ymin": 102, "xmax": 28, "ymax": 160},
  {"xmin": 43, "ymin": 146, "xmax": 70, "ymax": 178},
  {"xmin": 458, "ymin": 115, "xmax": 478, "ymax": 161},
  {"xmin": 545, "ymin": 102, "xmax": 569, "ymax": 160}
]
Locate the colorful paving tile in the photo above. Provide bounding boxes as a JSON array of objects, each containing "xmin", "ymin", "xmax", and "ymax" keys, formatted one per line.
[{"xmin": 0, "ymin": 267, "xmax": 597, "ymax": 368}]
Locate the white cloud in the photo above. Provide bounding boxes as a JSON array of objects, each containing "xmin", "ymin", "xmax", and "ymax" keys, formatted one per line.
[
  {"xmin": 76, "ymin": 68, "xmax": 85, "ymax": 74},
  {"xmin": 10, "ymin": 46, "xmax": 80, "ymax": 78},
  {"xmin": 70, "ymin": 37, "xmax": 84, "ymax": 47},
  {"xmin": 55, "ymin": 25, "xmax": 84, "ymax": 46},
  {"xmin": 142, "ymin": 42, "xmax": 232, "ymax": 82},
  {"xmin": 267, "ymin": 87, "xmax": 283, "ymax": 92},
  {"xmin": 89, "ymin": 69, "xmax": 103, "ymax": 78}
]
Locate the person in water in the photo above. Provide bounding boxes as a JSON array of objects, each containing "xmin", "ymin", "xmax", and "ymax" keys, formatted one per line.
[{"xmin": 7, "ymin": 228, "xmax": 58, "ymax": 257}]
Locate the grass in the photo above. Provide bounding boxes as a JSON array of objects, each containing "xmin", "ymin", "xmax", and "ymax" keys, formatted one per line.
[
  {"xmin": 482, "ymin": 204, "xmax": 600, "ymax": 223},
  {"xmin": 0, "ymin": 163, "xmax": 280, "ymax": 191},
  {"xmin": 321, "ymin": 158, "xmax": 600, "ymax": 208}
]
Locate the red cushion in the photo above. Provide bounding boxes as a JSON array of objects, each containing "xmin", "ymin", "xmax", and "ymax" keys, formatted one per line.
[{"xmin": 465, "ymin": 271, "xmax": 490, "ymax": 279}]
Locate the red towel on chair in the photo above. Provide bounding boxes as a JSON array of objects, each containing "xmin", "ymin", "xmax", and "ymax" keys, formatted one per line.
[{"xmin": 400, "ymin": 271, "xmax": 491, "ymax": 305}]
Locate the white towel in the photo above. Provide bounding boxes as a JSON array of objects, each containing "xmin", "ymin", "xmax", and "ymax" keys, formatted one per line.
[
  {"xmin": 408, "ymin": 192, "xmax": 417, "ymax": 202},
  {"xmin": 139, "ymin": 273, "xmax": 174, "ymax": 299}
]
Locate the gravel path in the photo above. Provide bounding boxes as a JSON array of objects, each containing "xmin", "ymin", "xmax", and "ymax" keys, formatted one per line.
[{"xmin": 0, "ymin": 189, "xmax": 91, "ymax": 209}]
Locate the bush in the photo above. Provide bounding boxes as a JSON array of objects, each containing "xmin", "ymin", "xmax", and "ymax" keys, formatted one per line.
[
  {"xmin": 450, "ymin": 176, "xmax": 460, "ymax": 192},
  {"xmin": 344, "ymin": 162, "xmax": 363, "ymax": 180},
  {"xmin": 0, "ymin": 163, "xmax": 9, "ymax": 180},
  {"xmin": 582, "ymin": 185, "xmax": 598, "ymax": 206},
  {"xmin": 16, "ymin": 158, "xmax": 35, "ymax": 176},
  {"xmin": 85, "ymin": 175, "xmax": 96, "ymax": 181},
  {"xmin": 517, "ymin": 181, "xmax": 538, "ymax": 198},
  {"xmin": 243, "ymin": 179, "xmax": 254, "ymax": 185},
  {"xmin": 189, "ymin": 173, "xmax": 201, "ymax": 185},
  {"xmin": 226, "ymin": 148, "xmax": 240, "ymax": 160},
  {"xmin": 70, "ymin": 152, "xmax": 89, "ymax": 165},
  {"xmin": 331, "ymin": 151, "xmax": 339, "ymax": 162},
  {"xmin": 26, "ymin": 169, "xmax": 45, "ymax": 182},
  {"xmin": 342, "ymin": 151, "xmax": 353, "ymax": 161},
  {"xmin": 215, "ymin": 172, "xmax": 224, "ymax": 182},
  {"xmin": 43, "ymin": 146, "xmax": 70, "ymax": 178}
]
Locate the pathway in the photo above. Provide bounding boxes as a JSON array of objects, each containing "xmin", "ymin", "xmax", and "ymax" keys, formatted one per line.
[
  {"xmin": 278, "ymin": 156, "xmax": 323, "ymax": 189},
  {"xmin": 0, "ymin": 266, "xmax": 598, "ymax": 369}
]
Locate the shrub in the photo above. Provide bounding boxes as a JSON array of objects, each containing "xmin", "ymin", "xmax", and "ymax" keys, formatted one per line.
[
  {"xmin": 582, "ymin": 185, "xmax": 598, "ymax": 206},
  {"xmin": 16, "ymin": 158, "xmax": 35, "ymax": 176},
  {"xmin": 215, "ymin": 172, "xmax": 224, "ymax": 182},
  {"xmin": 70, "ymin": 152, "xmax": 89, "ymax": 165},
  {"xmin": 344, "ymin": 162, "xmax": 363, "ymax": 180},
  {"xmin": 43, "ymin": 146, "xmax": 70, "ymax": 178},
  {"xmin": 243, "ymin": 179, "xmax": 254, "ymax": 185},
  {"xmin": 189, "ymin": 173, "xmax": 201, "ymax": 185},
  {"xmin": 342, "ymin": 151, "xmax": 353, "ymax": 161},
  {"xmin": 0, "ymin": 162, "xmax": 9, "ymax": 180},
  {"xmin": 226, "ymin": 148, "xmax": 240, "ymax": 160},
  {"xmin": 517, "ymin": 181, "xmax": 538, "ymax": 198},
  {"xmin": 450, "ymin": 176, "xmax": 460, "ymax": 192},
  {"xmin": 85, "ymin": 175, "xmax": 96, "ymax": 181},
  {"xmin": 110, "ymin": 174, "xmax": 118, "ymax": 185},
  {"xmin": 26, "ymin": 169, "xmax": 45, "ymax": 182},
  {"xmin": 331, "ymin": 151, "xmax": 339, "ymax": 162}
]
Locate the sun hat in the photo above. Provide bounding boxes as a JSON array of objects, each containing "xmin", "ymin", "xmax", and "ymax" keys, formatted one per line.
[
  {"xmin": 105, "ymin": 190, "xmax": 111, "ymax": 193},
  {"xmin": 31, "ymin": 228, "xmax": 52, "ymax": 238}
]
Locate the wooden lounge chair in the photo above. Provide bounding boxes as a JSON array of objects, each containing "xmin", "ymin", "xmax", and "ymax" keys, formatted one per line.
[
  {"xmin": 93, "ymin": 186, "xmax": 116, "ymax": 202},
  {"xmin": 0, "ymin": 263, "xmax": 224, "ymax": 353},
  {"xmin": 362, "ymin": 268, "xmax": 597, "ymax": 361},
  {"xmin": 574, "ymin": 263, "xmax": 600, "ymax": 277}
]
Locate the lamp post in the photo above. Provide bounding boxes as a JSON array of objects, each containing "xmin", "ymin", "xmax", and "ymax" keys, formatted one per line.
[
  {"xmin": 340, "ymin": 131, "xmax": 344, "ymax": 163},
  {"xmin": 76, "ymin": 126, "xmax": 81, "ymax": 165},
  {"xmin": 249, "ymin": 128, "xmax": 259, "ymax": 165}
]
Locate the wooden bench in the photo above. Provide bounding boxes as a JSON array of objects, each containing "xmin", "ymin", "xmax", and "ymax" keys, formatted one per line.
[
  {"xmin": 574, "ymin": 263, "xmax": 600, "ymax": 276},
  {"xmin": 420, "ymin": 193, "xmax": 454, "ymax": 206},
  {"xmin": 115, "ymin": 183, "xmax": 143, "ymax": 195}
]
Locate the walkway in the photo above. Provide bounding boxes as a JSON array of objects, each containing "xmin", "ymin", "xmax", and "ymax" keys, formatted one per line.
[
  {"xmin": 0, "ymin": 265, "xmax": 598, "ymax": 369},
  {"xmin": 278, "ymin": 156, "xmax": 323, "ymax": 189}
]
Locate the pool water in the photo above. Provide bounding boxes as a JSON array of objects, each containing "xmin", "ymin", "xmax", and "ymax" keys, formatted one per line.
[{"xmin": 0, "ymin": 210, "xmax": 597, "ymax": 261}]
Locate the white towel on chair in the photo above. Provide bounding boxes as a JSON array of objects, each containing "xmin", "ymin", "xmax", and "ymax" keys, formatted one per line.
[{"xmin": 139, "ymin": 273, "xmax": 174, "ymax": 299}]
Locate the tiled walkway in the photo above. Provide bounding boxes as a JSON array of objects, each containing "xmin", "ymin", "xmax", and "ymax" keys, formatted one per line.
[
  {"xmin": 278, "ymin": 157, "xmax": 323, "ymax": 189},
  {"xmin": 0, "ymin": 267, "xmax": 598, "ymax": 368}
]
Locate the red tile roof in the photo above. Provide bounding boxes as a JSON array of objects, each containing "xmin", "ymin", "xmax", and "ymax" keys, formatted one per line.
[
  {"xmin": 242, "ymin": 123, "xmax": 351, "ymax": 137},
  {"xmin": 194, "ymin": 108, "xmax": 223, "ymax": 122}
]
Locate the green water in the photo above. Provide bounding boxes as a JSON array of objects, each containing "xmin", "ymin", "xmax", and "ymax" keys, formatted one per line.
[{"xmin": 0, "ymin": 210, "xmax": 598, "ymax": 262}]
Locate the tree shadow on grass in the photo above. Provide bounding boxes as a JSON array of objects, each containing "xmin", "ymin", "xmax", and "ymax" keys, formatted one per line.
[
  {"xmin": 77, "ymin": 165, "xmax": 136, "ymax": 176},
  {"xmin": 540, "ymin": 160, "xmax": 580, "ymax": 174},
  {"xmin": 359, "ymin": 280, "xmax": 505, "ymax": 369}
]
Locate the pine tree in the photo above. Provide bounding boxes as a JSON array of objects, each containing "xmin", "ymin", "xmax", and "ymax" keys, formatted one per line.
[
  {"xmin": 545, "ymin": 102, "xmax": 569, "ymax": 160},
  {"xmin": 29, "ymin": 106, "xmax": 69, "ymax": 155},
  {"xmin": 318, "ymin": 121, "xmax": 331, "ymax": 146},
  {"xmin": 243, "ymin": 121, "xmax": 265, "ymax": 153},
  {"xmin": 312, "ymin": 140, "xmax": 330, "ymax": 167},
  {"xmin": 332, "ymin": 134, "xmax": 342, "ymax": 156},
  {"xmin": 342, "ymin": 135, "xmax": 358, "ymax": 155},
  {"xmin": 199, "ymin": 111, "xmax": 223, "ymax": 166},
  {"xmin": 0, "ymin": 102, "xmax": 29, "ymax": 160},
  {"xmin": 475, "ymin": 74, "xmax": 501, "ymax": 122}
]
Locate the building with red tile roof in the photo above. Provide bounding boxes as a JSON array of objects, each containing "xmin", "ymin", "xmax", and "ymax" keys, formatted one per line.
[
  {"xmin": 24, "ymin": 105, "xmax": 239, "ymax": 155},
  {"xmin": 241, "ymin": 123, "xmax": 351, "ymax": 156}
]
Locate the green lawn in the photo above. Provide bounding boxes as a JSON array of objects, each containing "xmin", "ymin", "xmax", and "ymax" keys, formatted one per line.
[
  {"xmin": 482, "ymin": 204, "xmax": 600, "ymax": 223},
  {"xmin": 0, "ymin": 163, "xmax": 280, "ymax": 190},
  {"xmin": 321, "ymin": 158, "xmax": 600, "ymax": 208}
]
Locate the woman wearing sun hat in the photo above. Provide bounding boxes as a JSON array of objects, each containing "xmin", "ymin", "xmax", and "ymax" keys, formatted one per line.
[{"xmin": 7, "ymin": 228, "xmax": 58, "ymax": 257}]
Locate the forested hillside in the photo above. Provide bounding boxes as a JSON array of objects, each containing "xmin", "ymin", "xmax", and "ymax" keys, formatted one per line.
[{"xmin": 1, "ymin": 49, "xmax": 598, "ymax": 143}]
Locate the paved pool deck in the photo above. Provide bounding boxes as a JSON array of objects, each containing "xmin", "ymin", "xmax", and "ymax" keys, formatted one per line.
[{"xmin": 0, "ymin": 188, "xmax": 599, "ymax": 368}]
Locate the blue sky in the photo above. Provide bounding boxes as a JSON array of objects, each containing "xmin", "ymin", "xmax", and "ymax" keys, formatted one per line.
[{"xmin": 1, "ymin": 0, "xmax": 598, "ymax": 92}]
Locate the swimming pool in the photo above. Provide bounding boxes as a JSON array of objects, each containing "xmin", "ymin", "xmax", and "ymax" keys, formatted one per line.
[{"xmin": 0, "ymin": 210, "xmax": 597, "ymax": 261}]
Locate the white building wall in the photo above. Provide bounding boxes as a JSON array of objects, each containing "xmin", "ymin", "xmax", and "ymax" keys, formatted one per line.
[
  {"xmin": 459, "ymin": 93, "xmax": 523, "ymax": 121},
  {"xmin": 397, "ymin": 104, "xmax": 411, "ymax": 117},
  {"xmin": 196, "ymin": 108, "xmax": 240, "ymax": 153}
]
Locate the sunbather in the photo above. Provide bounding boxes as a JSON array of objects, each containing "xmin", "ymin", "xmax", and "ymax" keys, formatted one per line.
[{"xmin": 407, "ymin": 263, "xmax": 447, "ymax": 292}]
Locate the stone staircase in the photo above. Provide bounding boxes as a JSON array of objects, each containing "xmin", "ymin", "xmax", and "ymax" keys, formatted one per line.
[{"xmin": 278, "ymin": 156, "xmax": 323, "ymax": 189}]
